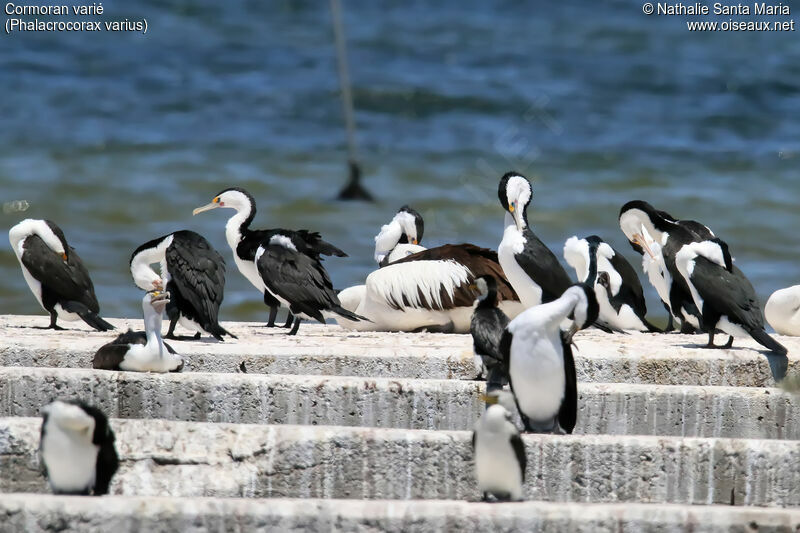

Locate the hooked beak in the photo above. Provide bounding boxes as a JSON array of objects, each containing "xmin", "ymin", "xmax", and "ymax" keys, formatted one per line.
[
  {"xmin": 193, "ymin": 197, "xmax": 220, "ymax": 215},
  {"xmin": 411, "ymin": 238, "xmax": 418, "ymax": 245},
  {"xmin": 468, "ymin": 283, "xmax": 478, "ymax": 291},
  {"xmin": 61, "ymin": 252, "xmax": 68, "ymax": 261},
  {"xmin": 564, "ymin": 322, "xmax": 580, "ymax": 346},
  {"xmin": 632, "ymin": 233, "xmax": 655, "ymax": 259}
]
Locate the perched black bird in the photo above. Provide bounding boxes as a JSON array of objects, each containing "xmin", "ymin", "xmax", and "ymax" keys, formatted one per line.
[
  {"xmin": 130, "ymin": 230, "xmax": 234, "ymax": 341},
  {"xmin": 39, "ymin": 399, "xmax": 119, "ymax": 495},
  {"xmin": 9, "ymin": 219, "xmax": 114, "ymax": 332},
  {"xmin": 470, "ymin": 275, "xmax": 510, "ymax": 388},
  {"xmin": 255, "ymin": 233, "xmax": 367, "ymax": 335},
  {"xmin": 674, "ymin": 238, "xmax": 787, "ymax": 354},
  {"xmin": 193, "ymin": 187, "xmax": 347, "ymax": 329},
  {"xmin": 501, "ymin": 284, "xmax": 599, "ymax": 434}
]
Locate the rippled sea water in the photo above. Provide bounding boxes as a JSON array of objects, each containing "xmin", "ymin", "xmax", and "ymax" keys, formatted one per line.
[{"xmin": 1, "ymin": 1, "xmax": 798, "ymax": 326}]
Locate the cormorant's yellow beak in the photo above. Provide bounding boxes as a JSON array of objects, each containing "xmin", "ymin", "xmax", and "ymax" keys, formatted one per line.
[
  {"xmin": 508, "ymin": 204, "xmax": 515, "ymax": 213},
  {"xmin": 411, "ymin": 238, "xmax": 418, "ymax": 245},
  {"xmin": 61, "ymin": 252, "xmax": 67, "ymax": 261},
  {"xmin": 468, "ymin": 283, "xmax": 478, "ymax": 291},
  {"xmin": 193, "ymin": 197, "xmax": 220, "ymax": 215},
  {"xmin": 633, "ymin": 232, "xmax": 655, "ymax": 258}
]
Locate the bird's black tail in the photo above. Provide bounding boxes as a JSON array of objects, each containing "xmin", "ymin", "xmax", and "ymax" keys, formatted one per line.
[
  {"xmin": 330, "ymin": 305, "xmax": 370, "ymax": 322},
  {"xmin": 63, "ymin": 301, "xmax": 115, "ymax": 331},
  {"xmin": 750, "ymin": 328, "xmax": 788, "ymax": 355},
  {"xmin": 209, "ymin": 323, "xmax": 237, "ymax": 341}
]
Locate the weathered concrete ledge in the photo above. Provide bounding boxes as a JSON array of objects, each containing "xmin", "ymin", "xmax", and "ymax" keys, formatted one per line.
[
  {"xmin": 0, "ymin": 315, "xmax": 795, "ymax": 386},
  {"xmin": 2, "ymin": 495, "xmax": 799, "ymax": 533},
  {"xmin": 2, "ymin": 418, "xmax": 799, "ymax": 506},
  {"xmin": 0, "ymin": 367, "xmax": 795, "ymax": 439}
]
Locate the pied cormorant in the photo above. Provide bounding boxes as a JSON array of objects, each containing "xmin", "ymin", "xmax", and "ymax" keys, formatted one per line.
[
  {"xmin": 93, "ymin": 290, "xmax": 184, "ymax": 372},
  {"xmin": 472, "ymin": 389, "xmax": 526, "ymax": 502},
  {"xmin": 619, "ymin": 200, "xmax": 714, "ymax": 333},
  {"xmin": 39, "ymin": 399, "xmax": 119, "ymax": 495},
  {"xmin": 254, "ymin": 233, "xmax": 368, "ymax": 335},
  {"xmin": 674, "ymin": 238, "xmax": 787, "ymax": 354},
  {"xmin": 501, "ymin": 284, "xmax": 598, "ymax": 434},
  {"xmin": 374, "ymin": 205, "xmax": 426, "ymax": 266},
  {"xmin": 193, "ymin": 187, "xmax": 347, "ymax": 329},
  {"xmin": 497, "ymin": 172, "xmax": 574, "ymax": 309},
  {"xmin": 9, "ymin": 219, "xmax": 114, "ymax": 331},
  {"xmin": 563, "ymin": 235, "xmax": 659, "ymax": 332},
  {"xmin": 130, "ymin": 230, "xmax": 234, "ymax": 341}
]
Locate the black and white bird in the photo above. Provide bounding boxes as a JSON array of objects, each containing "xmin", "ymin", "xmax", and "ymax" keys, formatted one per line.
[
  {"xmin": 766, "ymin": 285, "xmax": 800, "ymax": 336},
  {"xmin": 193, "ymin": 187, "xmax": 348, "ymax": 329},
  {"xmin": 674, "ymin": 238, "xmax": 787, "ymax": 354},
  {"xmin": 373, "ymin": 205, "xmax": 426, "ymax": 266},
  {"xmin": 470, "ymin": 275, "xmax": 510, "ymax": 386},
  {"xmin": 130, "ymin": 230, "xmax": 234, "ymax": 341},
  {"xmin": 253, "ymin": 233, "xmax": 368, "ymax": 335},
  {"xmin": 39, "ymin": 399, "xmax": 119, "ymax": 496},
  {"xmin": 619, "ymin": 200, "xmax": 715, "ymax": 333},
  {"xmin": 93, "ymin": 290, "xmax": 184, "ymax": 372},
  {"xmin": 501, "ymin": 284, "xmax": 599, "ymax": 434},
  {"xmin": 472, "ymin": 389, "xmax": 526, "ymax": 502},
  {"xmin": 563, "ymin": 235, "xmax": 659, "ymax": 332},
  {"xmin": 9, "ymin": 219, "xmax": 114, "ymax": 332},
  {"xmin": 336, "ymin": 244, "xmax": 523, "ymax": 333},
  {"xmin": 497, "ymin": 172, "xmax": 573, "ymax": 309}
]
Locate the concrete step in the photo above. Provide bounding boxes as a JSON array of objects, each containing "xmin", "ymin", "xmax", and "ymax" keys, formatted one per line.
[
  {"xmin": 2, "ymin": 494, "xmax": 799, "ymax": 533},
  {"xmin": 0, "ymin": 367, "xmax": 795, "ymax": 439},
  {"xmin": 0, "ymin": 315, "xmax": 794, "ymax": 386},
  {"xmin": 2, "ymin": 418, "xmax": 798, "ymax": 506}
]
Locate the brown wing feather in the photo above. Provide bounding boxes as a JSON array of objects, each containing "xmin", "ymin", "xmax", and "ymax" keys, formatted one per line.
[{"xmin": 392, "ymin": 243, "xmax": 519, "ymax": 307}]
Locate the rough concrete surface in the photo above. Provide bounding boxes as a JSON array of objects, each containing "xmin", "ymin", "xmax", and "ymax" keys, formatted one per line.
[
  {"xmin": 2, "ymin": 418, "xmax": 799, "ymax": 506},
  {"xmin": 0, "ymin": 315, "xmax": 795, "ymax": 385},
  {"xmin": 1, "ymin": 315, "xmax": 798, "ymax": 531},
  {"xmin": 2, "ymin": 495, "xmax": 800, "ymax": 533},
  {"xmin": 0, "ymin": 366, "xmax": 795, "ymax": 438}
]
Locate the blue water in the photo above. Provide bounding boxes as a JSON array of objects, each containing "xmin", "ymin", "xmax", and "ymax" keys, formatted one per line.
[{"xmin": 1, "ymin": 0, "xmax": 798, "ymax": 323}]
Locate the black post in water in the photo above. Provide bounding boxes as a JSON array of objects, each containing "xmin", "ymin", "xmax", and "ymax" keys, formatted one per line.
[{"xmin": 330, "ymin": 0, "xmax": 373, "ymax": 201}]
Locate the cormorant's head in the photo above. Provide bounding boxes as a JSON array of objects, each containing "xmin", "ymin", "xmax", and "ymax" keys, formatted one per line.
[
  {"xmin": 498, "ymin": 172, "xmax": 531, "ymax": 231},
  {"xmin": 396, "ymin": 205, "xmax": 424, "ymax": 245},
  {"xmin": 618, "ymin": 200, "xmax": 669, "ymax": 257},
  {"xmin": 470, "ymin": 274, "xmax": 498, "ymax": 304},
  {"xmin": 193, "ymin": 187, "xmax": 255, "ymax": 215}
]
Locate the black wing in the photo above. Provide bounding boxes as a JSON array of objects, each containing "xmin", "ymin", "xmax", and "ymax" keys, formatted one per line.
[
  {"xmin": 510, "ymin": 432, "xmax": 526, "ymax": 482},
  {"xmin": 295, "ymin": 230, "xmax": 347, "ymax": 258},
  {"xmin": 21, "ymin": 237, "xmax": 100, "ymax": 312},
  {"xmin": 607, "ymin": 250, "xmax": 648, "ymax": 317},
  {"xmin": 499, "ymin": 328, "xmax": 513, "ymax": 371},
  {"xmin": 256, "ymin": 244, "xmax": 338, "ymax": 323},
  {"xmin": 166, "ymin": 231, "xmax": 226, "ymax": 329},
  {"xmin": 471, "ymin": 308, "xmax": 510, "ymax": 367},
  {"xmin": 517, "ymin": 229, "xmax": 573, "ymax": 303},
  {"xmin": 82, "ymin": 402, "xmax": 119, "ymax": 495},
  {"xmin": 93, "ymin": 343, "xmax": 130, "ymax": 370},
  {"xmin": 691, "ymin": 259, "xmax": 765, "ymax": 332},
  {"xmin": 558, "ymin": 332, "xmax": 578, "ymax": 434}
]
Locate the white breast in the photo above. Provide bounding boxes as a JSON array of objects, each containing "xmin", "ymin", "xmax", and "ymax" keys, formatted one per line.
[
  {"xmin": 474, "ymin": 426, "xmax": 523, "ymax": 499},
  {"xmin": 41, "ymin": 421, "xmax": 98, "ymax": 493},
  {"xmin": 498, "ymin": 226, "xmax": 541, "ymax": 308},
  {"xmin": 509, "ymin": 329, "xmax": 565, "ymax": 422},
  {"xmin": 119, "ymin": 343, "xmax": 182, "ymax": 372}
]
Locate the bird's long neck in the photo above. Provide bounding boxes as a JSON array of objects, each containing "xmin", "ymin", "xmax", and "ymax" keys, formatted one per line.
[
  {"xmin": 143, "ymin": 305, "xmax": 165, "ymax": 358},
  {"xmin": 224, "ymin": 203, "xmax": 254, "ymax": 253},
  {"xmin": 585, "ymin": 248, "xmax": 598, "ymax": 285}
]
